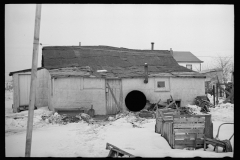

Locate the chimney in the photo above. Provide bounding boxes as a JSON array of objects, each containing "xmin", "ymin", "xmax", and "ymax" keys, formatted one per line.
[
  {"xmin": 144, "ymin": 63, "xmax": 148, "ymax": 84},
  {"xmin": 79, "ymin": 42, "xmax": 81, "ymax": 46},
  {"xmin": 170, "ymin": 48, "xmax": 173, "ymax": 56},
  {"xmin": 151, "ymin": 42, "xmax": 154, "ymax": 50}
]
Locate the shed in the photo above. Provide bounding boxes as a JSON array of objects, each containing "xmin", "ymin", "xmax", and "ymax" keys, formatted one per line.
[
  {"xmin": 42, "ymin": 45, "xmax": 206, "ymax": 115},
  {"xmin": 9, "ymin": 68, "xmax": 50, "ymax": 112}
]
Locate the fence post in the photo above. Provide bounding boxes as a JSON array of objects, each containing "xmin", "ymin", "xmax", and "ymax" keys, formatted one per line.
[
  {"xmin": 213, "ymin": 85, "xmax": 215, "ymax": 106},
  {"xmin": 216, "ymin": 84, "xmax": 219, "ymax": 105}
]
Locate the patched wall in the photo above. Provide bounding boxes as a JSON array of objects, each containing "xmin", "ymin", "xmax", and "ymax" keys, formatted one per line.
[
  {"xmin": 50, "ymin": 77, "xmax": 106, "ymax": 115},
  {"xmin": 122, "ymin": 77, "xmax": 172, "ymax": 111},
  {"xmin": 170, "ymin": 77, "xmax": 205, "ymax": 106},
  {"xmin": 35, "ymin": 69, "xmax": 50, "ymax": 108},
  {"xmin": 122, "ymin": 77, "xmax": 205, "ymax": 111}
]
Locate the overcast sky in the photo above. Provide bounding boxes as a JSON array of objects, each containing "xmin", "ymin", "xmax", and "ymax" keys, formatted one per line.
[{"xmin": 5, "ymin": 4, "xmax": 234, "ymax": 81}]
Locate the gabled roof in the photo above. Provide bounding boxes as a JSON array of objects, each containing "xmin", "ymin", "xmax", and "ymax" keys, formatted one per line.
[
  {"xmin": 42, "ymin": 46, "xmax": 203, "ymax": 78},
  {"xmin": 173, "ymin": 51, "xmax": 203, "ymax": 63}
]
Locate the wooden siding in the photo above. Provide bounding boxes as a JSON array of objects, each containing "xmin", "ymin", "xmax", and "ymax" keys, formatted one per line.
[
  {"xmin": 106, "ymin": 79, "xmax": 122, "ymax": 115},
  {"xmin": 50, "ymin": 77, "xmax": 106, "ymax": 115}
]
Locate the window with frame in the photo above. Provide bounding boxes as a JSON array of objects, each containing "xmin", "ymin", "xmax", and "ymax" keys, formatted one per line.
[
  {"xmin": 186, "ymin": 64, "xmax": 192, "ymax": 70},
  {"xmin": 154, "ymin": 78, "xmax": 170, "ymax": 91}
]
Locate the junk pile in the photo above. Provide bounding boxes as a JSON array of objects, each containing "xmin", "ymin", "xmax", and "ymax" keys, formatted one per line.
[
  {"xmin": 195, "ymin": 96, "xmax": 214, "ymax": 113},
  {"xmin": 177, "ymin": 106, "xmax": 196, "ymax": 115},
  {"xmin": 41, "ymin": 112, "xmax": 93, "ymax": 125}
]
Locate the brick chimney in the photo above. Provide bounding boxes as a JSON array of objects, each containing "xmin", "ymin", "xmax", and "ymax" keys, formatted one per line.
[{"xmin": 151, "ymin": 42, "xmax": 154, "ymax": 50}]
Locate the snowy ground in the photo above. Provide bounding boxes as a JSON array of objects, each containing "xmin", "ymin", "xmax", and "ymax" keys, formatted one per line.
[{"xmin": 5, "ymin": 91, "xmax": 234, "ymax": 157}]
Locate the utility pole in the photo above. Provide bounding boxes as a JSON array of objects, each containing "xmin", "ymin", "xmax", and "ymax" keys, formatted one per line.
[{"xmin": 25, "ymin": 4, "xmax": 42, "ymax": 157}]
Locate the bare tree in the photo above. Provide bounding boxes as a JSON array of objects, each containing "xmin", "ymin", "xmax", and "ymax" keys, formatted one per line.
[{"xmin": 213, "ymin": 56, "xmax": 233, "ymax": 83}]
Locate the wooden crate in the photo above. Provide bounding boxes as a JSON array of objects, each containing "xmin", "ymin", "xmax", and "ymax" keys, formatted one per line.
[
  {"xmin": 155, "ymin": 108, "xmax": 176, "ymax": 134},
  {"xmin": 172, "ymin": 115, "xmax": 206, "ymax": 149},
  {"xmin": 155, "ymin": 108, "xmax": 213, "ymax": 149}
]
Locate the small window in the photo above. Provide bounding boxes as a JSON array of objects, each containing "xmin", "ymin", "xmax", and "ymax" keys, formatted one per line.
[
  {"xmin": 186, "ymin": 64, "xmax": 192, "ymax": 70},
  {"xmin": 157, "ymin": 81, "xmax": 165, "ymax": 88},
  {"xmin": 154, "ymin": 78, "xmax": 170, "ymax": 92}
]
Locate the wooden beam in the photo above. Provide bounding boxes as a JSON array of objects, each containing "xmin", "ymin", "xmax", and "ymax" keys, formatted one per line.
[
  {"xmin": 106, "ymin": 82, "xmax": 121, "ymax": 112},
  {"xmin": 25, "ymin": 4, "xmax": 42, "ymax": 157}
]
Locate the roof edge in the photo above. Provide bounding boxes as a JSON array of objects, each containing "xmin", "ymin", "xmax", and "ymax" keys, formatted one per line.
[{"xmin": 9, "ymin": 67, "xmax": 45, "ymax": 76}]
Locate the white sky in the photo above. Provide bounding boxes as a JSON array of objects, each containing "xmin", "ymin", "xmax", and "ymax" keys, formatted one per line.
[{"xmin": 5, "ymin": 4, "xmax": 234, "ymax": 81}]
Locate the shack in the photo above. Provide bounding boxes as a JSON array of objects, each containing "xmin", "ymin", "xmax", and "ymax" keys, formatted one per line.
[
  {"xmin": 9, "ymin": 68, "xmax": 50, "ymax": 112},
  {"xmin": 42, "ymin": 45, "xmax": 206, "ymax": 115}
]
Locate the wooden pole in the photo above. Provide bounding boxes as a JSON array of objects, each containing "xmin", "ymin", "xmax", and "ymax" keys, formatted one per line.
[
  {"xmin": 231, "ymin": 72, "xmax": 234, "ymax": 104},
  {"xmin": 216, "ymin": 84, "xmax": 218, "ymax": 105},
  {"xmin": 25, "ymin": 4, "xmax": 41, "ymax": 157},
  {"xmin": 213, "ymin": 85, "xmax": 215, "ymax": 106}
]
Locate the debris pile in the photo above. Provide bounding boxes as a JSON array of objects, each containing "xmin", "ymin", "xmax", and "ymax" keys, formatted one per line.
[
  {"xmin": 185, "ymin": 105, "xmax": 209, "ymax": 115},
  {"xmin": 146, "ymin": 102, "xmax": 167, "ymax": 111},
  {"xmin": 139, "ymin": 109, "xmax": 155, "ymax": 118},
  {"xmin": 178, "ymin": 106, "xmax": 195, "ymax": 115},
  {"xmin": 41, "ymin": 112, "xmax": 93, "ymax": 125},
  {"xmin": 194, "ymin": 96, "xmax": 214, "ymax": 113}
]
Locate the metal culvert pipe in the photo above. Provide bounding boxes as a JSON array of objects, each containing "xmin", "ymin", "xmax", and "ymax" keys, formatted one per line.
[{"xmin": 125, "ymin": 90, "xmax": 147, "ymax": 112}]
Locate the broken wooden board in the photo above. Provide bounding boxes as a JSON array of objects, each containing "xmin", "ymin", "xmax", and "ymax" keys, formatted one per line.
[
  {"xmin": 174, "ymin": 128, "xmax": 204, "ymax": 134},
  {"xmin": 175, "ymin": 133, "xmax": 204, "ymax": 139},
  {"xmin": 106, "ymin": 143, "xmax": 135, "ymax": 157},
  {"xmin": 173, "ymin": 123, "xmax": 205, "ymax": 128},
  {"xmin": 174, "ymin": 117, "xmax": 205, "ymax": 123}
]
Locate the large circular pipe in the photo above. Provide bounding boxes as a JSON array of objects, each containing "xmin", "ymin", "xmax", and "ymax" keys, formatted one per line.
[{"xmin": 125, "ymin": 90, "xmax": 147, "ymax": 112}]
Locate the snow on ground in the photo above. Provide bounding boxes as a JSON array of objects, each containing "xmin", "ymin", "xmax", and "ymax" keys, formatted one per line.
[{"xmin": 5, "ymin": 91, "xmax": 234, "ymax": 157}]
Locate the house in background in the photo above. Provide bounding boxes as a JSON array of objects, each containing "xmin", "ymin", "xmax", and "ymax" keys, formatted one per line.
[
  {"xmin": 199, "ymin": 68, "xmax": 224, "ymax": 95},
  {"xmin": 172, "ymin": 50, "xmax": 203, "ymax": 72}
]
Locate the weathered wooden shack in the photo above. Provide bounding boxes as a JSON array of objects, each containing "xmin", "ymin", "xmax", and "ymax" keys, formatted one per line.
[
  {"xmin": 9, "ymin": 68, "xmax": 50, "ymax": 112},
  {"xmin": 41, "ymin": 45, "xmax": 206, "ymax": 115}
]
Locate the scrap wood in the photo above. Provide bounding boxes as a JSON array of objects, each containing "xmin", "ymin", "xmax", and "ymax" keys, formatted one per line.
[
  {"xmin": 147, "ymin": 98, "xmax": 162, "ymax": 111},
  {"xmin": 195, "ymin": 96, "xmax": 212, "ymax": 112},
  {"xmin": 106, "ymin": 143, "xmax": 135, "ymax": 157},
  {"xmin": 170, "ymin": 95, "xmax": 180, "ymax": 110}
]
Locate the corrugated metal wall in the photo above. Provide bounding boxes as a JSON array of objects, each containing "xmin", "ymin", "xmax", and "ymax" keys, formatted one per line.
[{"xmin": 106, "ymin": 79, "xmax": 122, "ymax": 115}]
